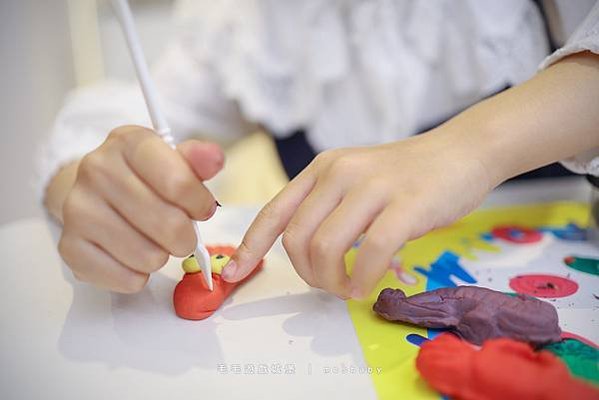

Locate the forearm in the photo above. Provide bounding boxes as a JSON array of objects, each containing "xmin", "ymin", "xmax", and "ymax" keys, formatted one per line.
[{"xmin": 439, "ymin": 51, "xmax": 599, "ymax": 186}]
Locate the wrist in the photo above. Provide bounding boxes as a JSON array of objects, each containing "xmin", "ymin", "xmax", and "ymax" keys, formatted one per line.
[
  {"xmin": 451, "ymin": 99, "xmax": 522, "ymax": 186},
  {"xmin": 436, "ymin": 90, "xmax": 548, "ymax": 188},
  {"xmin": 423, "ymin": 106, "xmax": 509, "ymax": 193},
  {"xmin": 443, "ymin": 51, "xmax": 599, "ymax": 186}
]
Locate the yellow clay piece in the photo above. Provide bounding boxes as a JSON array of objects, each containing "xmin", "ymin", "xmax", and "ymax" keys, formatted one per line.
[
  {"xmin": 181, "ymin": 254, "xmax": 231, "ymax": 275},
  {"xmin": 210, "ymin": 254, "xmax": 230, "ymax": 274},
  {"xmin": 182, "ymin": 256, "xmax": 201, "ymax": 273}
]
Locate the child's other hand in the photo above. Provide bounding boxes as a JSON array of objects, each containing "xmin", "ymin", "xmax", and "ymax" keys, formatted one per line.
[
  {"xmin": 222, "ymin": 129, "xmax": 495, "ymax": 299},
  {"xmin": 57, "ymin": 125, "xmax": 224, "ymax": 293}
]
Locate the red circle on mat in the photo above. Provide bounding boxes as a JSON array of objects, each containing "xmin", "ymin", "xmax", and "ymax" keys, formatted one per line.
[
  {"xmin": 509, "ymin": 274, "xmax": 578, "ymax": 298},
  {"xmin": 491, "ymin": 226, "xmax": 543, "ymax": 244}
]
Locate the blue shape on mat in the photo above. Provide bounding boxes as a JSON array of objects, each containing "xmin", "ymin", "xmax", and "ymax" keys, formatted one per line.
[
  {"xmin": 414, "ymin": 251, "xmax": 477, "ymax": 289},
  {"xmin": 406, "ymin": 333, "xmax": 429, "ymax": 347},
  {"xmin": 426, "ymin": 328, "xmax": 445, "ymax": 341},
  {"xmin": 540, "ymin": 223, "xmax": 587, "ymax": 241},
  {"xmin": 480, "ymin": 232, "xmax": 494, "ymax": 242},
  {"xmin": 416, "ymin": 251, "xmax": 477, "ymax": 347}
]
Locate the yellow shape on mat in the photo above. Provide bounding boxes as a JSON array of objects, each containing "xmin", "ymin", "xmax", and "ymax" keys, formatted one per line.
[{"xmin": 346, "ymin": 201, "xmax": 590, "ymax": 400}]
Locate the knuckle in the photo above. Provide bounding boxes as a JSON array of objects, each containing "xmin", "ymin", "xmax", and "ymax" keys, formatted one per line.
[
  {"xmin": 141, "ymin": 247, "xmax": 169, "ymax": 272},
  {"xmin": 163, "ymin": 210, "xmax": 187, "ymax": 234},
  {"xmin": 257, "ymin": 201, "xmax": 283, "ymax": 226},
  {"xmin": 57, "ymin": 234, "xmax": 74, "ymax": 262},
  {"xmin": 313, "ymin": 149, "xmax": 338, "ymax": 167},
  {"xmin": 163, "ymin": 212, "xmax": 195, "ymax": 256},
  {"xmin": 292, "ymin": 265, "xmax": 318, "ymax": 289},
  {"xmin": 79, "ymin": 151, "xmax": 109, "ymax": 182},
  {"xmin": 313, "ymin": 231, "xmax": 344, "ymax": 256},
  {"xmin": 281, "ymin": 232, "xmax": 296, "ymax": 254},
  {"xmin": 365, "ymin": 178, "xmax": 392, "ymax": 196},
  {"xmin": 107, "ymin": 126, "xmax": 128, "ymax": 142},
  {"xmin": 107, "ymin": 125, "xmax": 148, "ymax": 142},
  {"xmin": 328, "ymin": 154, "xmax": 359, "ymax": 176},
  {"xmin": 61, "ymin": 191, "xmax": 91, "ymax": 230},
  {"xmin": 313, "ymin": 267, "xmax": 348, "ymax": 297},
  {"xmin": 61, "ymin": 195, "xmax": 80, "ymax": 225},
  {"xmin": 309, "ymin": 236, "xmax": 334, "ymax": 260},
  {"xmin": 308, "ymin": 241, "xmax": 348, "ymax": 294},
  {"xmin": 237, "ymin": 239, "xmax": 252, "ymax": 259},
  {"xmin": 58, "ymin": 234, "xmax": 86, "ymax": 275},
  {"xmin": 364, "ymin": 234, "xmax": 392, "ymax": 253},
  {"xmin": 312, "ymin": 270, "xmax": 336, "ymax": 294},
  {"xmin": 236, "ymin": 238, "xmax": 258, "ymax": 265},
  {"xmin": 312, "ymin": 152, "xmax": 328, "ymax": 167},
  {"xmin": 118, "ymin": 273, "xmax": 149, "ymax": 294},
  {"xmin": 281, "ymin": 222, "xmax": 303, "ymax": 253},
  {"xmin": 164, "ymin": 175, "xmax": 195, "ymax": 202}
]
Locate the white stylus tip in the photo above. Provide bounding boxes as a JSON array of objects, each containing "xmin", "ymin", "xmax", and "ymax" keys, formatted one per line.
[{"xmin": 196, "ymin": 246, "xmax": 213, "ymax": 291}]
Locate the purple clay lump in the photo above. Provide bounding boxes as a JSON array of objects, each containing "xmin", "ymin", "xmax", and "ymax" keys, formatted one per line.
[{"xmin": 373, "ymin": 286, "xmax": 561, "ymax": 346}]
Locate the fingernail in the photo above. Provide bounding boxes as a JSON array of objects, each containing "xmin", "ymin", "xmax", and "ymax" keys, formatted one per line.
[
  {"xmin": 221, "ymin": 260, "xmax": 237, "ymax": 281},
  {"xmin": 216, "ymin": 200, "xmax": 222, "ymax": 207},
  {"xmin": 336, "ymin": 293, "xmax": 351, "ymax": 301},
  {"xmin": 203, "ymin": 201, "xmax": 218, "ymax": 220}
]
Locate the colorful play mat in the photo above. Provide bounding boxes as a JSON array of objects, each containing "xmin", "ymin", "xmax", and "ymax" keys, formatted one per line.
[{"xmin": 345, "ymin": 202, "xmax": 599, "ymax": 399}]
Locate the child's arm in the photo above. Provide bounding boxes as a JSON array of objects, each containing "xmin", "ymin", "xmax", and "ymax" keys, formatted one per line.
[{"xmin": 222, "ymin": 51, "xmax": 599, "ymax": 299}]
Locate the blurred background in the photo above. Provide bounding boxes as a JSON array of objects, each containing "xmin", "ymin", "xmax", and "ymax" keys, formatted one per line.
[
  {"xmin": 1, "ymin": 0, "xmax": 594, "ymax": 226},
  {"xmin": 0, "ymin": 0, "xmax": 287, "ymax": 225},
  {"xmin": 2, "ymin": 0, "xmax": 73, "ymax": 224}
]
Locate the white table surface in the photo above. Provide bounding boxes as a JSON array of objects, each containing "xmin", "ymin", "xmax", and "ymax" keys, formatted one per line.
[{"xmin": 0, "ymin": 176, "xmax": 592, "ymax": 400}]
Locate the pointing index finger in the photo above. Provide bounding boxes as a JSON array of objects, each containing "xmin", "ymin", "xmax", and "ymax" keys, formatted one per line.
[{"xmin": 222, "ymin": 168, "xmax": 316, "ymax": 282}]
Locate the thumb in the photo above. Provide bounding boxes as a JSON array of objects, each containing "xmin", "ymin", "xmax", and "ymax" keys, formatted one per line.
[{"xmin": 177, "ymin": 140, "xmax": 225, "ymax": 181}]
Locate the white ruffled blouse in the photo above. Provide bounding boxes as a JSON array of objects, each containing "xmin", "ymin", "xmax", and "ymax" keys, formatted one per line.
[{"xmin": 38, "ymin": 0, "xmax": 599, "ymax": 199}]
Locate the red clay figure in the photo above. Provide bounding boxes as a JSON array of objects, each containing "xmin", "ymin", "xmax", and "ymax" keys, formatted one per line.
[
  {"xmin": 416, "ymin": 333, "xmax": 599, "ymax": 400},
  {"xmin": 173, "ymin": 246, "xmax": 264, "ymax": 320}
]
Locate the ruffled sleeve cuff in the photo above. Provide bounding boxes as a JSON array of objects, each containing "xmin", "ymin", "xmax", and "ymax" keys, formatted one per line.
[
  {"xmin": 35, "ymin": 81, "xmax": 151, "ymax": 204},
  {"xmin": 538, "ymin": 1, "xmax": 599, "ymax": 176},
  {"xmin": 539, "ymin": 2, "xmax": 599, "ymax": 69},
  {"xmin": 36, "ymin": 38, "xmax": 257, "ymax": 204},
  {"xmin": 560, "ymin": 148, "xmax": 599, "ymax": 176}
]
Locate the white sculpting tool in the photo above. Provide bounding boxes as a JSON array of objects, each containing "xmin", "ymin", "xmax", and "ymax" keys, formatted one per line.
[{"xmin": 111, "ymin": 0, "xmax": 213, "ymax": 290}]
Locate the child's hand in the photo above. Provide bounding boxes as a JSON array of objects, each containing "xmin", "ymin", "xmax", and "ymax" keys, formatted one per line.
[
  {"xmin": 222, "ymin": 129, "xmax": 495, "ymax": 299},
  {"xmin": 56, "ymin": 125, "xmax": 224, "ymax": 293},
  {"xmin": 222, "ymin": 52, "xmax": 599, "ymax": 300}
]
